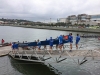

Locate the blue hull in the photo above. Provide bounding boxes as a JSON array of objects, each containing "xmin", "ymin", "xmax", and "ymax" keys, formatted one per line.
[{"xmin": 18, "ymin": 39, "xmax": 69, "ymax": 47}]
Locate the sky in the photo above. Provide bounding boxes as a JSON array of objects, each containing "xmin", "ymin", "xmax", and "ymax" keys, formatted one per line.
[{"xmin": 0, "ymin": 0, "xmax": 100, "ymax": 22}]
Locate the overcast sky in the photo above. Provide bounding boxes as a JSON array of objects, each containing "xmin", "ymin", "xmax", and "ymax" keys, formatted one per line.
[{"xmin": 0, "ymin": 0, "xmax": 100, "ymax": 22}]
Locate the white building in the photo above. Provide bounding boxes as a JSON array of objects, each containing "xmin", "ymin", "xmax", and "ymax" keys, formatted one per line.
[
  {"xmin": 57, "ymin": 14, "xmax": 100, "ymax": 25},
  {"xmin": 0, "ymin": 21, "xmax": 4, "ymax": 24},
  {"xmin": 69, "ymin": 15, "xmax": 77, "ymax": 25},
  {"xmin": 73, "ymin": 14, "xmax": 100, "ymax": 25},
  {"xmin": 57, "ymin": 18, "xmax": 68, "ymax": 23}
]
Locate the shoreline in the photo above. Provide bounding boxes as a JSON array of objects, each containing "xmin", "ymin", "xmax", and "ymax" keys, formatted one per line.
[{"xmin": 1, "ymin": 24, "xmax": 100, "ymax": 33}]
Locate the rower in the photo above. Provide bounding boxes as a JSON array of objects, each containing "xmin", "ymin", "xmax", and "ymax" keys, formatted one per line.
[
  {"xmin": 49, "ymin": 37, "xmax": 53, "ymax": 53},
  {"xmin": 56, "ymin": 36, "xmax": 58, "ymax": 50},
  {"xmin": 15, "ymin": 42, "xmax": 19, "ymax": 50},
  {"xmin": 37, "ymin": 39, "xmax": 41, "ymax": 51},
  {"xmin": 12, "ymin": 42, "xmax": 16, "ymax": 54},
  {"xmin": 33, "ymin": 40, "xmax": 37, "ymax": 50},
  {"xmin": 76, "ymin": 34, "xmax": 80, "ymax": 49},
  {"xmin": 44, "ymin": 39, "xmax": 47, "ymax": 50},
  {"xmin": 69, "ymin": 33, "xmax": 73, "ymax": 52},
  {"xmin": 58, "ymin": 35, "xmax": 63, "ymax": 51}
]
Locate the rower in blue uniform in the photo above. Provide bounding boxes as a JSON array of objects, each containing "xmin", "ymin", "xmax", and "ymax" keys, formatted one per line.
[
  {"xmin": 13, "ymin": 43, "xmax": 18, "ymax": 54},
  {"xmin": 33, "ymin": 40, "xmax": 37, "ymax": 50},
  {"xmin": 69, "ymin": 33, "xmax": 73, "ymax": 52},
  {"xmin": 44, "ymin": 39, "xmax": 48, "ymax": 50},
  {"xmin": 58, "ymin": 35, "xmax": 63, "ymax": 51},
  {"xmin": 49, "ymin": 37, "xmax": 53, "ymax": 53},
  {"xmin": 12, "ymin": 42, "xmax": 16, "ymax": 54},
  {"xmin": 56, "ymin": 36, "xmax": 59, "ymax": 50},
  {"xmin": 15, "ymin": 43, "xmax": 19, "ymax": 50},
  {"xmin": 37, "ymin": 39, "xmax": 41, "ymax": 51},
  {"xmin": 76, "ymin": 34, "xmax": 80, "ymax": 49}
]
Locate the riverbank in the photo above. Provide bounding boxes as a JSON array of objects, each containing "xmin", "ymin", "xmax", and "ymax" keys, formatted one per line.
[{"xmin": 1, "ymin": 24, "xmax": 100, "ymax": 33}]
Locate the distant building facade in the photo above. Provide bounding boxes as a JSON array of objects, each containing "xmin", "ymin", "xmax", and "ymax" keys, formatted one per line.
[
  {"xmin": 57, "ymin": 18, "xmax": 68, "ymax": 23},
  {"xmin": 57, "ymin": 14, "xmax": 100, "ymax": 25},
  {"xmin": 0, "ymin": 21, "xmax": 4, "ymax": 24},
  {"xmin": 69, "ymin": 15, "xmax": 77, "ymax": 25}
]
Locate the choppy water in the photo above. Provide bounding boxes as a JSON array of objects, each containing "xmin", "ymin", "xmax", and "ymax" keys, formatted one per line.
[{"xmin": 0, "ymin": 26, "xmax": 100, "ymax": 75}]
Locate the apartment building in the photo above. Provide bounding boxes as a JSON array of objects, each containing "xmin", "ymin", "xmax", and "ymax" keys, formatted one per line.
[
  {"xmin": 68, "ymin": 15, "xmax": 77, "ymax": 25},
  {"xmin": 57, "ymin": 18, "xmax": 68, "ymax": 23},
  {"xmin": 58, "ymin": 14, "xmax": 100, "ymax": 25}
]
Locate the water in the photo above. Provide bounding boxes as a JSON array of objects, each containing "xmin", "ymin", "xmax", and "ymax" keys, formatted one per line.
[
  {"xmin": 0, "ymin": 56, "xmax": 56, "ymax": 75},
  {"xmin": 0, "ymin": 26, "xmax": 100, "ymax": 75}
]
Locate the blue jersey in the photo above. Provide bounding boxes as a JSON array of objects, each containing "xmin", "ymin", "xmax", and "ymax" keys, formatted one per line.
[
  {"xmin": 58, "ymin": 35, "xmax": 63, "ymax": 43},
  {"xmin": 49, "ymin": 39, "xmax": 53, "ymax": 46},
  {"xmin": 69, "ymin": 35, "xmax": 73, "ymax": 43},
  {"xmin": 12, "ymin": 43, "xmax": 15, "ymax": 49},
  {"xmin": 15, "ymin": 44, "xmax": 18, "ymax": 49},
  {"xmin": 37, "ymin": 42, "xmax": 41, "ymax": 47},
  {"xmin": 76, "ymin": 36, "xmax": 80, "ymax": 43}
]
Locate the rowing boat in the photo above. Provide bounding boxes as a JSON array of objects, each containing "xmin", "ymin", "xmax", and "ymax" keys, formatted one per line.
[{"xmin": 18, "ymin": 37, "xmax": 69, "ymax": 47}]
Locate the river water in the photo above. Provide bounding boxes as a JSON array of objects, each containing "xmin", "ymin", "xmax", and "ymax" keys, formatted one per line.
[{"xmin": 0, "ymin": 26, "xmax": 100, "ymax": 75}]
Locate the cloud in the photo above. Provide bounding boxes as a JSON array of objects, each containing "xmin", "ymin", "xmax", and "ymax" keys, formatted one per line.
[{"xmin": 0, "ymin": 0, "xmax": 100, "ymax": 22}]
